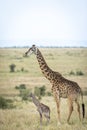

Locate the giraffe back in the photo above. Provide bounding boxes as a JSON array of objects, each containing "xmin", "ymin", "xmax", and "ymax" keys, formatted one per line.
[
  {"xmin": 39, "ymin": 103, "xmax": 50, "ymax": 119},
  {"xmin": 52, "ymin": 74, "xmax": 82, "ymax": 100}
]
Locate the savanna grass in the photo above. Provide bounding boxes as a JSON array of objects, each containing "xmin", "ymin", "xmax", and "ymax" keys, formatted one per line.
[{"xmin": 0, "ymin": 47, "xmax": 87, "ymax": 130}]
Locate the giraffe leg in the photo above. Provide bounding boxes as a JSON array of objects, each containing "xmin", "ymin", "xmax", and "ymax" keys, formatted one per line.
[
  {"xmin": 39, "ymin": 113, "xmax": 42, "ymax": 125},
  {"xmin": 56, "ymin": 100, "xmax": 61, "ymax": 125},
  {"xmin": 37, "ymin": 109, "xmax": 42, "ymax": 125},
  {"xmin": 55, "ymin": 96, "xmax": 61, "ymax": 124},
  {"xmin": 67, "ymin": 98, "xmax": 73, "ymax": 123},
  {"xmin": 47, "ymin": 117, "xmax": 50, "ymax": 123},
  {"xmin": 53, "ymin": 89, "xmax": 61, "ymax": 124},
  {"xmin": 44, "ymin": 113, "xmax": 50, "ymax": 124},
  {"xmin": 75, "ymin": 100, "xmax": 81, "ymax": 121}
]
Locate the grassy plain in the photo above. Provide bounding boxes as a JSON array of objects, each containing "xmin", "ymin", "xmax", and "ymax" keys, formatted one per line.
[{"xmin": 0, "ymin": 47, "xmax": 87, "ymax": 130}]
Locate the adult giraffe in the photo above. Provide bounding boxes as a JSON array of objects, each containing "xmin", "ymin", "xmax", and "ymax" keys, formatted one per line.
[{"xmin": 24, "ymin": 45, "xmax": 85, "ymax": 124}]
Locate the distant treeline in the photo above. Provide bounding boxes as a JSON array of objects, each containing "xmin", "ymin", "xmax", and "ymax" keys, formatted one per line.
[{"xmin": 0, "ymin": 46, "xmax": 87, "ymax": 48}]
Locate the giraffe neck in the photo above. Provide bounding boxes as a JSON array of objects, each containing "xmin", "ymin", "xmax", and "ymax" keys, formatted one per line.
[
  {"xmin": 36, "ymin": 48, "xmax": 56, "ymax": 83},
  {"xmin": 31, "ymin": 94, "xmax": 40, "ymax": 107}
]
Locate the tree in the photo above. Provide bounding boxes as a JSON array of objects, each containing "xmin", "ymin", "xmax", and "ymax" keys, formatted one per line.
[{"xmin": 9, "ymin": 64, "xmax": 16, "ymax": 72}]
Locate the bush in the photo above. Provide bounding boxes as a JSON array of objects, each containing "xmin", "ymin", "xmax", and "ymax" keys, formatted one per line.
[
  {"xmin": 76, "ymin": 70, "xmax": 84, "ymax": 76},
  {"xmin": 69, "ymin": 71, "xmax": 75, "ymax": 75},
  {"xmin": 39, "ymin": 85, "xmax": 46, "ymax": 96},
  {"xmin": 9, "ymin": 64, "xmax": 16, "ymax": 72},
  {"xmin": 0, "ymin": 97, "xmax": 14, "ymax": 109},
  {"xmin": 69, "ymin": 70, "xmax": 84, "ymax": 76},
  {"xmin": 46, "ymin": 91, "xmax": 52, "ymax": 96},
  {"xmin": 34, "ymin": 87, "xmax": 41, "ymax": 99},
  {"xmin": 15, "ymin": 84, "xmax": 31, "ymax": 101},
  {"xmin": 21, "ymin": 67, "xmax": 24, "ymax": 72},
  {"xmin": 19, "ymin": 89, "xmax": 31, "ymax": 101},
  {"xmin": 15, "ymin": 84, "xmax": 26, "ymax": 90},
  {"xmin": 15, "ymin": 86, "xmax": 19, "ymax": 89},
  {"xmin": 19, "ymin": 84, "xmax": 26, "ymax": 89},
  {"xmin": 34, "ymin": 85, "xmax": 46, "ymax": 99},
  {"xmin": 0, "ymin": 96, "xmax": 8, "ymax": 109}
]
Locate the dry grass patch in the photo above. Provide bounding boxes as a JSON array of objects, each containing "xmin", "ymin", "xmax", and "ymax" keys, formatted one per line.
[{"xmin": 0, "ymin": 97, "xmax": 87, "ymax": 130}]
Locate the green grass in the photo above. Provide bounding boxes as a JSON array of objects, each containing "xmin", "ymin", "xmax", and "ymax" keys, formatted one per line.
[{"xmin": 0, "ymin": 47, "xmax": 87, "ymax": 130}]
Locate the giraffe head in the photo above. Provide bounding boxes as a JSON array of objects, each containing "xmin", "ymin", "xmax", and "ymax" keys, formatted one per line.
[{"xmin": 25, "ymin": 45, "xmax": 37, "ymax": 56}]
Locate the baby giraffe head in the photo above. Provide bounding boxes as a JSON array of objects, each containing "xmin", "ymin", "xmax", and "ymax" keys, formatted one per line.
[
  {"xmin": 28, "ymin": 93, "xmax": 35, "ymax": 99},
  {"xmin": 29, "ymin": 92, "xmax": 33, "ymax": 97},
  {"xmin": 25, "ymin": 45, "xmax": 37, "ymax": 56}
]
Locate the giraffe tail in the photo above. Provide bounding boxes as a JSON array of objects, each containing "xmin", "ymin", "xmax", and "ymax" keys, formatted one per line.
[
  {"xmin": 81, "ymin": 90, "xmax": 85, "ymax": 118},
  {"xmin": 82, "ymin": 103, "xmax": 85, "ymax": 118}
]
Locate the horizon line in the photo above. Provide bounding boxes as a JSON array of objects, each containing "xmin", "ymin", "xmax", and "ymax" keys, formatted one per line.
[{"xmin": 0, "ymin": 45, "xmax": 87, "ymax": 48}]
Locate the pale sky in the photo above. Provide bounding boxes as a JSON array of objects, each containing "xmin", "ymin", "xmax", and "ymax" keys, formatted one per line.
[{"xmin": 0, "ymin": 0, "xmax": 87, "ymax": 47}]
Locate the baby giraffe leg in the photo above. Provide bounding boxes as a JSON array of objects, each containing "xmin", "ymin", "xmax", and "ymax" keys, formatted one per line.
[
  {"xmin": 67, "ymin": 98, "xmax": 73, "ymax": 123},
  {"xmin": 47, "ymin": 117, "xmax": 50, "ymax": 123},
  {"xmin": 38, "ymin": 109, "xmax": 42, "ymax": 125},
  {"xmin": 39, "ymin": 113, "xmax": 42, "ymax": 125},
  {"xmin": 44, "ymin": 111, "xmax": 50, "ymax": 124}
]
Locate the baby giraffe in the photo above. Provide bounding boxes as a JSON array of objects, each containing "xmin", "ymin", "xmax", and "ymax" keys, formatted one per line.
[{"xmin": 29, "ymin": 93, "xmax": 50, "ymax": 125}]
